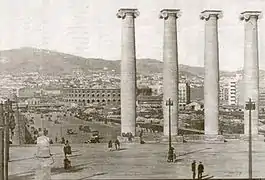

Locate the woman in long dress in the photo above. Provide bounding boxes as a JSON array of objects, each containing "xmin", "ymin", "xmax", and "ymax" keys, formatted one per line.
[{"xmin": 35, "ymin": 130, "xmax": 54, "ymax": 180}]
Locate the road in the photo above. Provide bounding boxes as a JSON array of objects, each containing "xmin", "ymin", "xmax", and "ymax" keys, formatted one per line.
[{"xmin": 24, "ymin": 112, "xmax": 120, "ymax": 143}]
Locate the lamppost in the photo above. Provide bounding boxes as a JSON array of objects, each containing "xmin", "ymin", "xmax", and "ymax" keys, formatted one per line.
[
  {"xmin": 166, "ymin": 98, "xmax": 173, "ymax": 161},
  {"xmin": 245, "ymin": 98, "xmax": 255, "ymax": 179},
  {"xmin": 0, "ymin": 103, "xmax": 4, "ymax": 180}
]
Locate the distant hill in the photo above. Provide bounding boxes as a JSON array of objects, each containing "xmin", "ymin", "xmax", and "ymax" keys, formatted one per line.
[{"xmin": 0, "ymin": 47, "xmax": 256, "ymax": 77}]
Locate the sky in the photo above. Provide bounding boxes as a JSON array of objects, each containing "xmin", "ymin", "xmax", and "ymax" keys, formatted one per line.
[{"xmin": 0, "ymin": 0, "xmax": 264, "ymax": 71}]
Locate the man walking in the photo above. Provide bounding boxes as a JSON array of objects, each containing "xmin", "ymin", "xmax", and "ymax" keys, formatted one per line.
[
  {"xmin": 191, "ymin": 160, "xmax": 196, "ymax": 179},
  {"xmin": 198, "ymin": 161, "xmax": 204, "ymax": 179}
]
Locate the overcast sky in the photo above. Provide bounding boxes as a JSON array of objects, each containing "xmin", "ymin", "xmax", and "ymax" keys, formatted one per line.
[{"xmin": 0, "ymin": 0, "xmax": 264, "ymax": 71}]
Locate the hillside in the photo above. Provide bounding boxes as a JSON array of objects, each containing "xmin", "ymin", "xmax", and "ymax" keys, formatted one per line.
[{"xmin": 0, "ymin": 47, "xmax": 247, "ymax": 77}]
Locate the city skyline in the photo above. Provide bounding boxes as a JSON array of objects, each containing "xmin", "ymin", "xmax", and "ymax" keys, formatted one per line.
[{"xmin": 0, "ymin": 0, "xmax": 264, "ymax": 71}]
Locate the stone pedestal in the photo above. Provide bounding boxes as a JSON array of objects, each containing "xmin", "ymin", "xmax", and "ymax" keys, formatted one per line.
[
  {"xmin": 117, "ymin": 9, "xmax": 139, "ymax": 136},
  {"xmin": 240, "ymin": 11, "xmax": 262, "ymax": 135},
  {"xmin": 239, "ymin": 134, "xmax": 264, "ymax": 141},
  {"xmin": 183, "ymin": 135, "xmax": 225, "ymax": 144},
  {"xmin": 160, "ymin": 135, "xmax": 184, "ymax": 143},
  {"xmin": 159, "ymin": 9, "xmax": 181, "ymax": 136},
  {"xmin": 200, "ymin": 10, "xmax": 222, "ymax": 135},
  {"xmin": 117, "ymin": 136, "xmax": 140, "ymax": 144}
]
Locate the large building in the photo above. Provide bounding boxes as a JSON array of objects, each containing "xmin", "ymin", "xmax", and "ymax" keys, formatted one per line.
[
  {"xmin": 62, "ymin": 88, "xmax": 120, "ymax": 105},
  {"xmin": 219, "ymin": 85, "xmax": 229, "ymax": 105},
  {"xmin": 259, "ymin": 78, "xmax": 265, "ymax": 113},
  {"xmin": 220, "ymin": 78, "xmax": 239, "ymax": 106},
  {"xmin": 228, "ymin": 80, "xmax": 237, "ymax": 105},
  {"xmin": 179, "ymin": 83, "xmax": 191, "ymax": 110}
]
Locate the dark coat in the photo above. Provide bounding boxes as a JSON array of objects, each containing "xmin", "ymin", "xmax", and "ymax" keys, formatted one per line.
[
  {"xmin": 198, "ymin": 164, "xmax": 204, "ymax": 173},
  {"xmin": 192, "ymin": 162, "xmax": 196, "ymax": 172}
]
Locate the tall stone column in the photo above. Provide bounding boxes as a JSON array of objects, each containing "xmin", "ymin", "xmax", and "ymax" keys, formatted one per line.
[
  {"xmin": 117, "ymin": 9, "xmax": 139, "ymax": 136},
  {"xmin": 159, "ymin": 9, "xmax": 181, "ymax": 136},
  {"xmin": 200, "ymin": 10, "xmax": 222, "ymax": 135},
  {"xmin": 240, "ymin": 11, "xmax": 262, "ymax": 135}
]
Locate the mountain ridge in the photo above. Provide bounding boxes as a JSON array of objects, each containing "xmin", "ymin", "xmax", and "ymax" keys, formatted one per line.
[{"xmin": 0, "ymin": 47, "xmax": 250, "ymax": 77}]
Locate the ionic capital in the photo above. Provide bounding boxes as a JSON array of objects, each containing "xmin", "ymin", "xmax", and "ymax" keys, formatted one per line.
[
  {"xmin": 117, "ymin": 8, "xmax": 140, "ymax": 19},
  {"xmin": 200, "ymin": 10, "xmax": 223, "ymax": 21},
  {"xmin": 159, "ymin": 9, "xmax": 181, "ymax": 20},
  {"xmin": 239, "ymin": 11, "xmax": 262, "ymax": 21}
]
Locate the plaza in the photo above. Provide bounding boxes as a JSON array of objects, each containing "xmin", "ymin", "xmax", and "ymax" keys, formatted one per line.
[{"xmin": 8, "ymin": 140, "xmax": 265, "ymax": 179}]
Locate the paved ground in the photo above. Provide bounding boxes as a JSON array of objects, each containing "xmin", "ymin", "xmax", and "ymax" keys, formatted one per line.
[{"xmin": 7, "ymin": 140, "xmax": 265, "ymax": 179}]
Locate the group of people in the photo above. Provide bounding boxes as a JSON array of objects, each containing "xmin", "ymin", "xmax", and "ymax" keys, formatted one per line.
[
  {"xmin": 108, "ymin": 139, "xmax": 120, "ymax": 151},
  {"xmin": 192, "ymin": 160, "xmax": 204, "ymax": 179}
]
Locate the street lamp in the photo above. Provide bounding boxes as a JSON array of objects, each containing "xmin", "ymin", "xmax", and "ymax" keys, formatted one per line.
[
  {"xmin": 166, "ymin": 98, "xmax": 173, "ymax": 162},
  {"xmin": 245, "ymin": 98, "xmax": 255, "ymax": 179}
]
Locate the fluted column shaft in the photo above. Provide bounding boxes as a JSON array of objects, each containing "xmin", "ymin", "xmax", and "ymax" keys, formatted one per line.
[
  {"xmin": 117, "ymin": 9, "xmax": 139, "ymax": 136},
  {"xmin": 240, "ymin": 11, "xmax": 262, "ymax": 135},
  {"xmin": 200, "ymin": 10, "xmax": 222, "ymax": 135},
  {"xmin": 159, "ymin": 9, "xmax": 181, "ymax": 136}
]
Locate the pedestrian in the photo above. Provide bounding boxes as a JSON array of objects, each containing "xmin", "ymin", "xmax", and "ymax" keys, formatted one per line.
[
  {"xmin": 167, "ymin": 147, "xmax": 174, "ymax": 162},
  {"xmin": 61, "ymin": 137, "xmax": 65, "ymax": 144},
  {"xmin": 114, "ymin": 139, "xmax": 120, "ymax": 150},
  {"xmin": 128, "ymin": 132, "xmax": 133, "ymax": 142},
  {"xmin": 191, "ymin": 160, "xmax": 196, "ymax": 179},
  {"xmin": 63, "ymin": 140, "xmax": 72, "ymax": 159},
  {"xmin": 108, "ymin": 140, "xmax": 113, "ymax": 151},
  {"xmin": 198, "ymin": 161, "xmax": 204, "ymax": 179},
  {"xmin": 35, "ymin": 129, "xmax": 54, "ymax": 180}
]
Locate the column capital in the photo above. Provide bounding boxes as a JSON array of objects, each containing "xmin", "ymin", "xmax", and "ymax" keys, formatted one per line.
[
  {"xmin": 117, "ymin": 8, "xmax": 140, "ymax": 19},
  {"xmin": 159, "ymin": 9, "xmax": 181, "ymax": 20},
  {"xmin": 239, "ymin": 11, "xmax": 262, "ymax": 21},
  {"xmin": 200, "ymin": 10, "xmax": 223, "ymax": 21}
]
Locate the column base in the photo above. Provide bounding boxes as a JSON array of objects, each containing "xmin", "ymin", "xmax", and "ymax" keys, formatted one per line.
[
  {"xmin": 160, "ymin": 135, "xmax": 184, "ymax": 143},
  {"xmin": 117, "ymin": 136, "xmax": 140, "ymax": 143},
  {"xmin": 239, "ymin": 134, "xmax": 264, "ymax": 141},
  {"xmin": 183, "ymin": 134, "xmax": 225, "ymax": 143}
]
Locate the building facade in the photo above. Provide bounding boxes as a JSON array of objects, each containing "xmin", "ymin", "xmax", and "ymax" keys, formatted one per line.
[
  {"xmin": 62, "ymin": 88, "xmax": 120, "ymax": 105},
  {"xmin": 219, "ymin": 85, "xmax": 229, "ymax": 105},
  {"xmin": 220, "ymin": 78, "xmax": 239, "ymax": 106},
  {"xmin": 179, "ymin": 83, "xmax": 191, "ymax": 109},
  {"xmin": 228, "ymin": 80, "xmax": 237, "ymax": 105}
]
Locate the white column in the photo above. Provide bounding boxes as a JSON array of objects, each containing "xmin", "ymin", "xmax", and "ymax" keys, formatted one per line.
[
  {"xmin": 240, "ymin": 11, "xmax": 262, "ymax": 135},
  {"xmin": 117, "ymin": 9, "xmax": 139, "ymax": 136},
  {"xmin": 200, "ymin": 10, "xmax": 222, "ymax": 135},
  {"xmin": 159, "ymin": 9, "xmax": 181, "ymax": 136}
]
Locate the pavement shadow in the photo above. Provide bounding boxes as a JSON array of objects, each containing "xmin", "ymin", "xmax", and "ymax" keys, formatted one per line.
[
  {"xmin": 51, "ymin": 162, "xmax": 90, "ymax": 175},
  {"xmin": 9, "ymin": 171, "xmax": 35, "ymax": 180},
  {"xmin": 77, "ymin": 172, "xmax": 108, "ymax": 180},
  {"xmin": 9, "ymin": 163, "xmax": 91, "ymax": 179},
  {"xmin": 177, "ymin": 147, "xmax": 211, "ymax": 157},
  {"xmin": 174, "ymin": 158, "xmax": 184, "ymax": 163}
]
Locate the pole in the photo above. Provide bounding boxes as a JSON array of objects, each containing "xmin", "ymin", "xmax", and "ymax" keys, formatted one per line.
[
  {"xmin": 15, "ymin": 93, "xmax": 20, "ymax": 145},
  {"xmin": 249, "ymin": 98, "xmax": 252, "ymax": 179},
  {"xmin": 4, "ymin": 100, "xmax": 10, "ymax": 180},
  {"xmin": 0, "ymin": 103, "xmax": 4, "ymax": 180},
  {"xmin": 166, "ymin": 98, "xmax": 173, "ymax": 162},
  {"xmin": 168, "ymin": 100, "xmax": 172, "ymax": 150}
]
